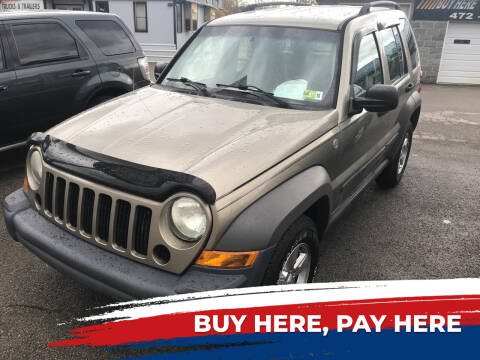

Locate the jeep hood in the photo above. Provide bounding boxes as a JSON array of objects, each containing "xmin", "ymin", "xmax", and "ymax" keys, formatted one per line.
[{"xmin": 47, "ymin": 86, "xmax": 335, "ymax": 200}]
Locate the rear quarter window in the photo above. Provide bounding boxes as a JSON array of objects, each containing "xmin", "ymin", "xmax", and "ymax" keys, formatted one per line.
[
  {"xmin": 76, "ymin": 20, "xmax": 135, "ymax": 56},
  {"xmin": 11, "ymin": 23, "xmax": 79, "ymax": 66},
  {"xmin": 380, "ymin": 27, "xmax": 406, "ymax": 83},
  {"xmin": 400, "ymin": 20, "xmax": 419, "ymax": 69}
]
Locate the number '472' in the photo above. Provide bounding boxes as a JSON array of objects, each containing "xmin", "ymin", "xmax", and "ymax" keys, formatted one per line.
[{"xmin": 449, "ymin": 12, "xmax": 474, "ymax": 20}]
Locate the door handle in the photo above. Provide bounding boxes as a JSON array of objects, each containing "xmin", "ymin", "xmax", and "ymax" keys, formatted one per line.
[
  {"xmin": 405, "ymin": 83, "xmax": 415, "ymax": 92},
  {"xmin": 0, "ymin": 85, "xmax": 7, "ymax": 92},
  {"xmin": 71, "ymin": 70, "xmax": 91, "ymax": 78}
]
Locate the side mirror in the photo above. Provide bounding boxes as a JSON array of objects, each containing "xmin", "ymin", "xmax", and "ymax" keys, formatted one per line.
[
  {"xmin": 154, "ymin": 62, "xmax": 169, "ymax": 81},
  {"xmin": 352, "ymin": 84, "xmax": 399, "ymax": 113}
]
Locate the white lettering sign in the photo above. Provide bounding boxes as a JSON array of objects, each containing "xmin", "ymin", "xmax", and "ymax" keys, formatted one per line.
[{"xmin": 0, "ymin": 0, "xmax": 44, "ymax": 12}]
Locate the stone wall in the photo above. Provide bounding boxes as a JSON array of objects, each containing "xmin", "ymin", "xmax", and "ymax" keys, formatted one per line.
[{"xmin": 410, "ymin": 21, "xmax": 448, "ymax": 83}]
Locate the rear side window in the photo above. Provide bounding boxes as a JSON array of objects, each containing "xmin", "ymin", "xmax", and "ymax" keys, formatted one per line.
[
  {"xmin": 76, "ymin": 20, "xmax": 135, "ymax": 56},
  {"xmin": 11, "ymin": 23, "xmax": 79, "ymax": 66},
  {"xmin": 380, "ymin": 27, "xmax": 406, "ymax": 83},
  {"xmin": 354, "ymin": 33, "xmax": 383, "ymax": 96},
  {"xmin": 400, "ymin": 20, "xmax": 419, "ymax": 69}
]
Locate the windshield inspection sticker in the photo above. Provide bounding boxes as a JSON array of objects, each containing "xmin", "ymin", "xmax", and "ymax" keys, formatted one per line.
[
  {"xmin": 303, "ymin": 90, "xmax": 324, "ymax": 101},
  {"xmin": 274, "ymin": 79, "xmax": 308, "ymax": 100}
]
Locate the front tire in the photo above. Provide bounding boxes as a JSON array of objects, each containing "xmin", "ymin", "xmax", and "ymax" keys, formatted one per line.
[
  {"xmin": 262, "ymin": 216, "xmax": 319, "ymax": 285},
  {"xmin": 376, "ymin": 124, "xmax": 413, "ymax": 188}
]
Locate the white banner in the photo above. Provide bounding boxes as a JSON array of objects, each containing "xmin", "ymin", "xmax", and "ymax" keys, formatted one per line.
[{"xmin": 0, "ymin": 0, "xmax": 44, "ymax": 12}]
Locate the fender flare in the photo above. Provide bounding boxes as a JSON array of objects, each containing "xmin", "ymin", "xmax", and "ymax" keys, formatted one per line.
[
  {"xmin": 398, "ymin": 91, "xmax": 421, "ymax": 131},
  {"xmin": 401, "ymin": 91, "xmax": 421, "ymax": 128},
  {"xmin": 214, "ymin": 166, "xmax": 332, "ymax": 252},
  {"xmin": 389, "ymin": 91, "xmax": 421, "ymax": 157}
]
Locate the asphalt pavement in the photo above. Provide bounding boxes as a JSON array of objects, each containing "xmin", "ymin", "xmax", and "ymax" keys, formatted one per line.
[{"xmin": 0, "ymin": 85, "xmax": 479, "ymax": 358}]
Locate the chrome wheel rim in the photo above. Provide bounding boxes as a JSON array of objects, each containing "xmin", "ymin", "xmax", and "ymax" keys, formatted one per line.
[
  {"xmin": 277, "ymin": 236, "xmax": 312, "ymax": 285},
  {"xmin": 397, "ymin": 136, "xmax": 410, "ymax": 175}
]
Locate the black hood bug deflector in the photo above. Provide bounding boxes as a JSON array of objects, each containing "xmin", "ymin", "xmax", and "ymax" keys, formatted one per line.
[{"xmin": 28, "ymin": 133, "xmax": 216, "ymax": 204}]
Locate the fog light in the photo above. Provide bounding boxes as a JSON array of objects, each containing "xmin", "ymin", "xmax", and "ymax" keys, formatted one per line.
[{"xmin": 195, "ymin": 250, "xmax": 259, "ymax": 268}]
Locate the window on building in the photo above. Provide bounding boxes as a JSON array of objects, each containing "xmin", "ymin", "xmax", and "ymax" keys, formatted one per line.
[
  {"xmin": 184, "ymin": 2, "xmax": 197, "ymax": 32},
  {"xmin": 95, "ymin": 1, "xmax": 109, "ymax": 13},
  {"xmin": 204, "ymin": 7, "xmax": 216, "ymax": 22},
  {"xmin": 204, "ymin": 7, "xmax": 210, "ymax": 22},
  {"xmin": 400, "ymin": 20, "xmax": 419, "ymax": 69},
  {"xmin": 77, "ymin": 20, "xmax": 135, "ymax": 56},
  {"xmin": 11, "ymin": 23, "xmax": 79, "ymax": 66},
  {"xmin": 354, "ymin": 33, "xmax": 383, "ymax": 96},
  {"xmin": 176, "ymin": 3, "xmax": 182, "ymax": 33},
  {"xmin": 184, "ymin": 3, "xmax": 191, "ymax": 31},
  {"xmin": 134, "ymin": 2, "xmax": 148, "ymax": 32},
  {"xmin": 192, "ymin": 3, "xmax": 198, "ymax": 31},
  {"xmin": 380, "ymin": 27, "xmax": 406, "ymax": 83}
]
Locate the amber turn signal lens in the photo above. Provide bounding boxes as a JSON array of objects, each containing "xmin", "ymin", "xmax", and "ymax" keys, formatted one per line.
[
  {"xmin": 23, "ymin": 177, "xmax": 29, "ymax": 193},
  {"xmin": 195, "ymin": 250, "xmax": 259, "ymax": 268}
]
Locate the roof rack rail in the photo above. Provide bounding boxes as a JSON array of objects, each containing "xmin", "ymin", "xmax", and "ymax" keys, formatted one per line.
[
  {"xmin": 359, "ymin": 1, "xmax": 401, "ymax": 15},
  {"xmin": 241, "ymin": 2, "xmax": 310, "ymax": 13}
]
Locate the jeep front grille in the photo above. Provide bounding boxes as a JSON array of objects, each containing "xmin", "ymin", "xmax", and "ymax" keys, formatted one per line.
[
  {"xmin": 67, "ymin": 183, "xmax": 80, "ymax": 227},
  {"xmin": 31, "ymin": 160, "xmax": 212, "ymax": 274},
  {"xmin": 81, "ymin": 188, "xmax": 95, "ymax": 235},
  {"xmin": 43, "ymin": 171, "xmax": 152, "ymax": 257},
  {"xmin": 114, "ymin": 199, "xmax": 131, "ymax": 248},
  {"xmin": 133, "ymin": 206, "xmax": 152, "ymax": 256},
  {"xmin": 54, "ymin": 177, "xmax": 66, "ymax": 221},
  {"xmin": 96, "ymin": 194, "xmax": 112, "ymax": 242},
  {"xmin": 44, "ymin": 172, "xmax": 54, "ymax": 214}
]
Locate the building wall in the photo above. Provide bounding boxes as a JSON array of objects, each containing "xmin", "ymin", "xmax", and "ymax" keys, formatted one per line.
[
  {"xmin": 410, "ymin": 20, "xmax": 447, "ymax": 84},
  {"xmin": 98, "ymin": 0, "xmax": 175, "ymax": 45}
]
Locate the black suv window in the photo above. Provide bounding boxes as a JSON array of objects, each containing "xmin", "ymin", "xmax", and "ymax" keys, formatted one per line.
[
  {"xmin": 400, "ymin": 20, "xmax": 419, "ymax": 69},
  {"xmin": 354, "ymin": 33, "xmax": 383, "ymax": 96},
  {"xmin": 380, "ymin": 27, "xmax": 406, "ymax": 83},
  {"xmin": 76, "ymin": 20, "xmax": 135, "ymax": 56},
  {"xmin": 11, "ymin": 23, "xmax": 79, "ymax": 66}
]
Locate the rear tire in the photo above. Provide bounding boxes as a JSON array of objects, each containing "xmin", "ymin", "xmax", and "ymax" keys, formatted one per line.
[
  {"xmin": 376, "ymin": 124, "xmax": 413, "ymax": 188},
  {"xmin": 87, "ymin": 95, "xmax": 114, "ymax": 109},
  {"xmin": 262, "ymin": 216, "xmax": 319, "ymax": 286}
]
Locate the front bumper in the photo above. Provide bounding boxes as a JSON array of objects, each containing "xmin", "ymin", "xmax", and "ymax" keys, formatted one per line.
[{"xmin": 3, "ymin": 189, "xmax": 273, "ymax": 300}]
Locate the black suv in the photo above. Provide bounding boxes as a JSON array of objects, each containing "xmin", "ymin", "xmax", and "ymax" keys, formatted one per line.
[{"xmin": 0, "ymin": 11, "xmax": 150, "ymax": 152}]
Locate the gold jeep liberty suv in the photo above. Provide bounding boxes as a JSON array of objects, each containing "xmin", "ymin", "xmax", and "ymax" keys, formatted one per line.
[{"xmin": 4, "ymin": 1, "xmax": 422, "ymax": 299}]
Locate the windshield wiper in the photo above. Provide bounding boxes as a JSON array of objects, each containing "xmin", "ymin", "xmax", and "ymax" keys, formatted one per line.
[
  {"xmin": 216, "ymin": 83, "xmax": 290, "ymax": 108},
  {"xmin": 166, "ymin": 77, "xmax": 210, "ymax": 96}
]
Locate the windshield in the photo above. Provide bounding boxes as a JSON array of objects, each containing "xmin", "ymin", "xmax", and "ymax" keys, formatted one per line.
[{"xmin": 161, "ymin": 25, "xmax": 340, "ymax": 110}]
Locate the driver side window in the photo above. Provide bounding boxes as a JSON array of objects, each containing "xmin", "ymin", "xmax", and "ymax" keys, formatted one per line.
[{"xmin": 354, "ymin": 33, "xmax": 383, "ymax": 97}]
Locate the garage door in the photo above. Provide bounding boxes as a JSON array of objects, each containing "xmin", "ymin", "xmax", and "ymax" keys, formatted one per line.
[{"xmin": 437, "ymin": 22, "xmax": 480, "ymax": 85}]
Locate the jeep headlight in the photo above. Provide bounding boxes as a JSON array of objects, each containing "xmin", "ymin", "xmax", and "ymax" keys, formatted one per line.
[
  {"xmin": 169, "ymin": 197, "xmax": 207, "ymax": 241},
  {"xmin": 27, "ymin": 149, "xmax": 43, "ymax": 190}
]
